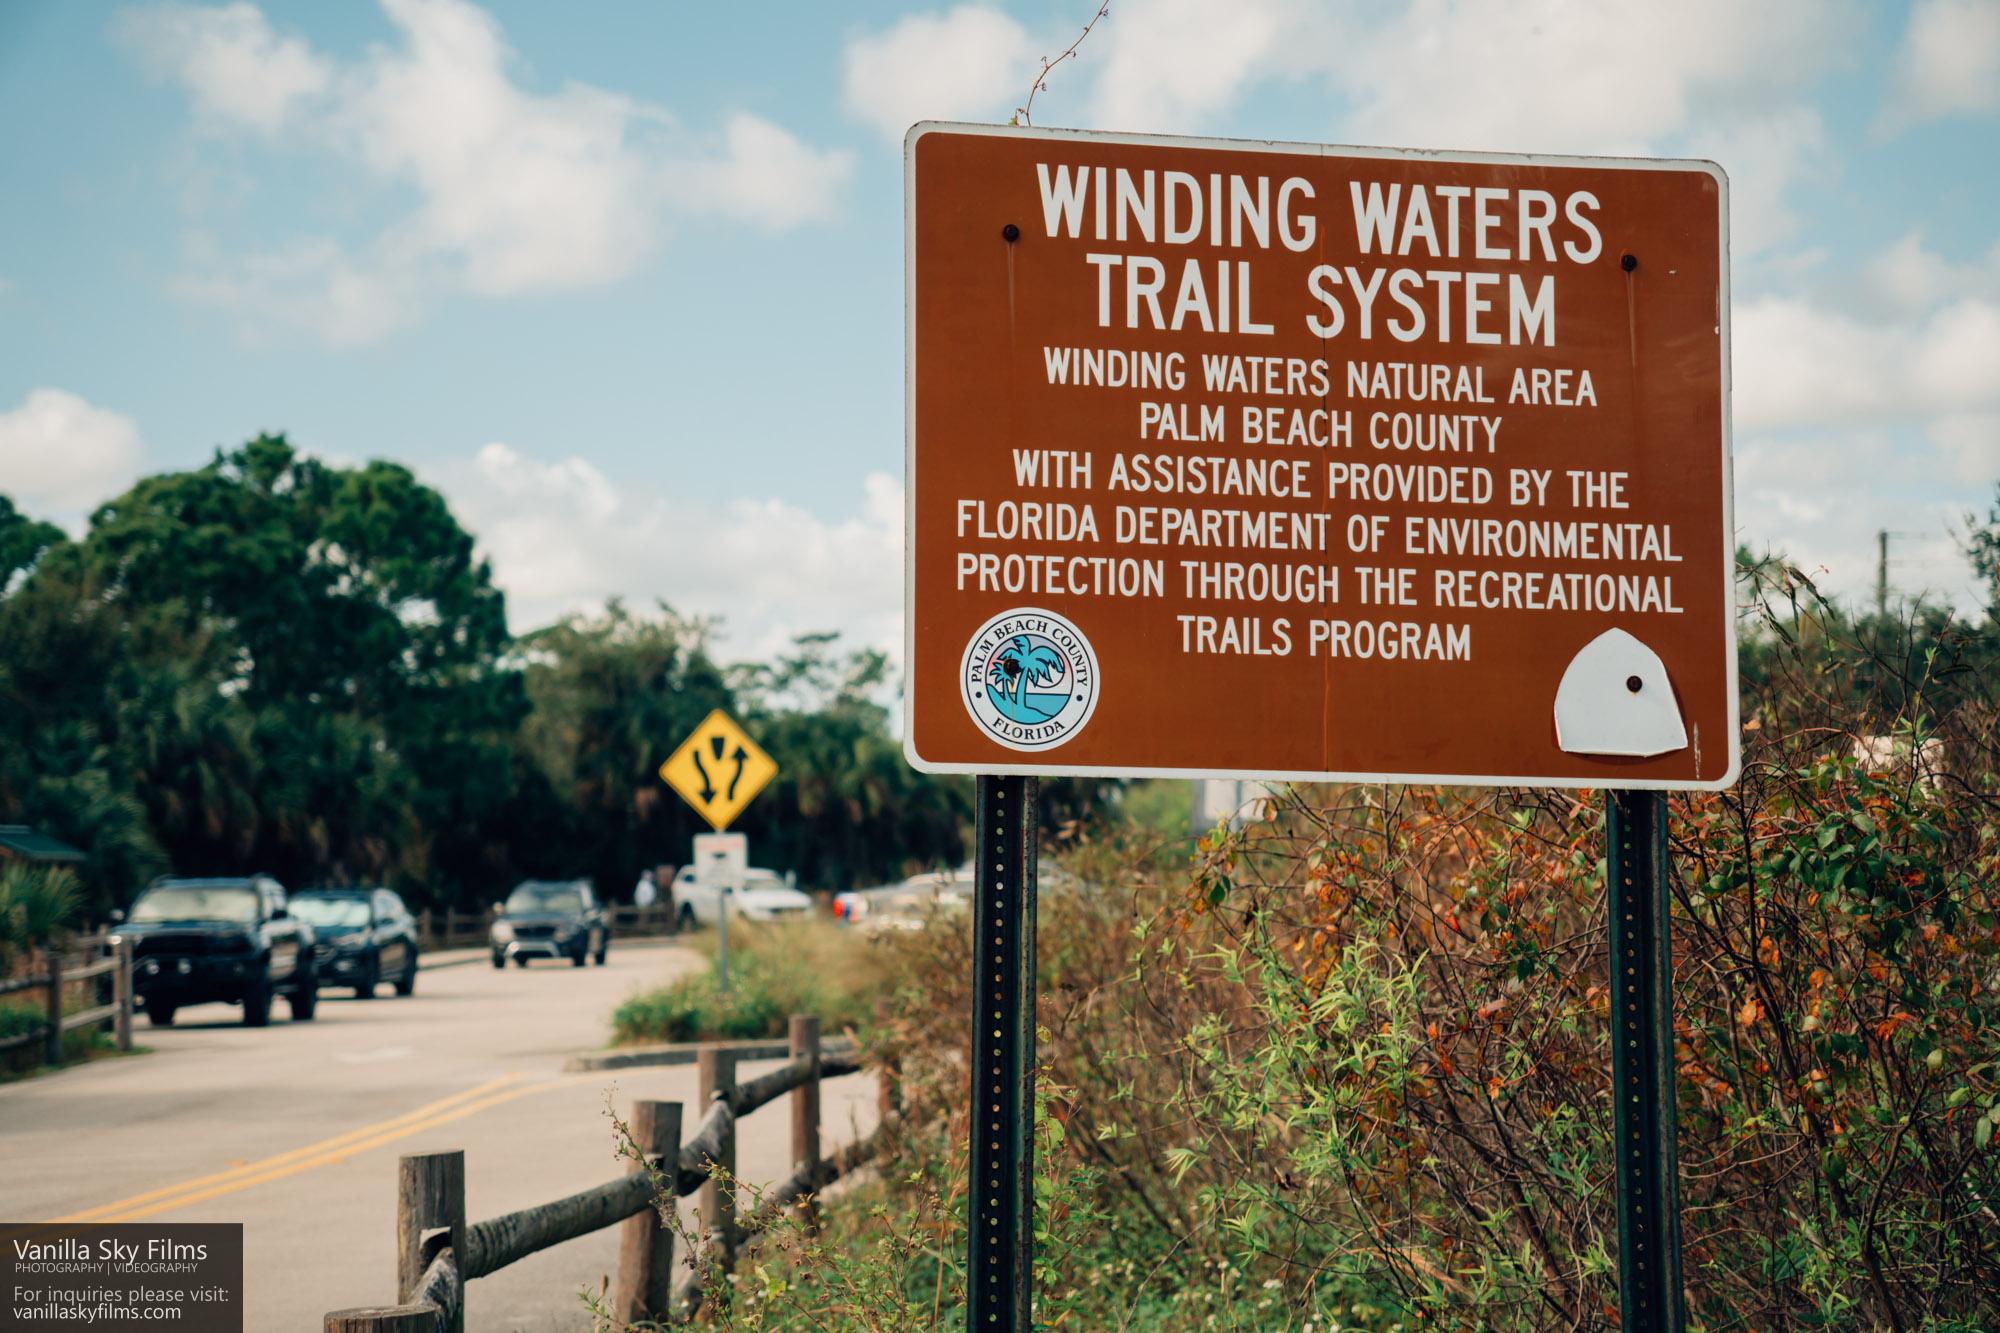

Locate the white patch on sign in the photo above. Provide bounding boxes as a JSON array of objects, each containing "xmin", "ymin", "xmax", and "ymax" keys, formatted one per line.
[{"xmin": 1553, "ymin": 628, "xmax": 1689, "ymax": 758}]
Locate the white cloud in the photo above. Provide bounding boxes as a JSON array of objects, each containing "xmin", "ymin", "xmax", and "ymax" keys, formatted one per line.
[
  {"xmin": 1884, "ymin": 0, "xmax": 2000, "ymax": 127},
  {"xmin": 1735, "ymin": 293, "xmax": 2000, "ymax": 431},
  {"xmin": 120, "ymin": 0, "xmax": 852, "ymax": 339},
  {"xmin": 1860, "ymin": 231, "xmax": 2000, "ymax": 315},
  {"xmin": 1325, "ymin": 0, "xmax": 1851, "ymax": 155},
  {"xmin": 170, "ymin": 235, "xmax": 421, "ymax": 345},
  {"xmin": 1929, "ymin": 412, "xmax": 2000, "ymax": 483},
  {"xmin": 436, "ymin": 444, "xmax": 904, "ymax": 661},
  {"xmin": 1066, "ymin": 0, "xmax": 1853, "ymax": 155},
  {"xmin": 1066, "ymin": 0, "xmax": 1850, "ymax": 259},
  {"xmin": 1737, "ymin": 447, "xmax": 1981, "ymax": 610},
  {"xmin": 0, "ymin": 389, "xmax": 145, "ymax": 520},
  {"xmin": 842, "ymin": 6, "xmax": 1037, "ymax": 142},
  {"xmin": 1680, "ymin": 107, "xmax": 1829, "ymax": 257},
  {"xmin": 116, "ymin": 1, "xmax": 332, "ymax": 135},
  {"xmin": 1728, "ymin": 228, "xmax": 2000, "ymax": 611},
  {"xmin": 677, "ymin": 114, "xmax": 853, "ymax": 229},
  {"xmin": 1089, "ymin": 0, "xmax": 1321, "ymax": 133}
]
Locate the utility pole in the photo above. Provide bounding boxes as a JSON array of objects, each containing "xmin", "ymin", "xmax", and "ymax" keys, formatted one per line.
[{"xmin": 1876, "ymin": 530, "xmax": 1889, "ymax": 618}]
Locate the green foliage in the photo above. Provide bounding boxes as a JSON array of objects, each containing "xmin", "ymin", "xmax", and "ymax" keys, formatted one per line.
[
  {"xmin": 0, "ymin": 438, "xmax": 976, "ymax": 919},
  {"xmin": 0, "ymin": 864, "xmax": 81, "ymax": 966},
  {"xmin": 0, "ymin": 495, "xmax": 63, "ymax": 587},
  {"xmin": 515, "ymin": 601, "xmax": 734, "ymax": 891},
  {"xmin": 731, "ymin": 634, "xmax": 969, "ymax": 891},
  {"xmin": 611, "ymin": 919, "xmax": 887, "ymax": 1044},
  {"xmin": 689, "ymin": 557, "xmax": 2000, "ymax": 1332},
  {"xmin": 1969, "ymin": 481, "xmax": 2000, "ymax": 617}
]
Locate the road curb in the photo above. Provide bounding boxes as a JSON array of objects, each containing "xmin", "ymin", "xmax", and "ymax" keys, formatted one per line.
[{"xmin": 565, "ymin": 1035, "xmax": 859, "ymax": 1074}]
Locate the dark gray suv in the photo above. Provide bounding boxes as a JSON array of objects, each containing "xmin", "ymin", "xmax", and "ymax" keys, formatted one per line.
[
  {"xmin": 116, "ymin": 875, "xmax": 319, "ymax": 1027},
  {"xmin": 490, "ymin": 879, "xmax": 608, "ymax": 968}
]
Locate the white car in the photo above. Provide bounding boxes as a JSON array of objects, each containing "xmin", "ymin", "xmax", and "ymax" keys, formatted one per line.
[
  {"xmin": 833, "ymin": 863, "xmax": 974, "ymax": 932},
  {"xmin": 671, "ymin": 866, "xmax": 814, "ymax": 928}
]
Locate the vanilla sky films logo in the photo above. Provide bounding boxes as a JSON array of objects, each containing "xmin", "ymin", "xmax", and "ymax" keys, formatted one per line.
[{"xmin": 960, "ymin": 608, "xmax": 1099, "ymax": 751}]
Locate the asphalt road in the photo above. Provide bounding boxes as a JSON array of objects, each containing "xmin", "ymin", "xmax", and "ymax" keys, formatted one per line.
[{"xmin": 0, "ymin": 937, "xmax": 881, "ymax": 1330}]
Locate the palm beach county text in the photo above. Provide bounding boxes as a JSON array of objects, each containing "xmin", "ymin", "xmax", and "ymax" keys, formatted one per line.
[{"xmin": 947, "ymin": 160, "xmax": 1687, "ymax": 661}]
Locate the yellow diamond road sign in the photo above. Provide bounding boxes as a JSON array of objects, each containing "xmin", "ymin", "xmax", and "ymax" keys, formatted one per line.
[{"xmin": 660, "ymin": 709, "xmax": 778, "ymax": 831}]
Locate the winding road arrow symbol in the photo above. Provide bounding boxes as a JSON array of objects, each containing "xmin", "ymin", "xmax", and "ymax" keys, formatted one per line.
[
  {"xmin": 691, "ymin": 751, "xmax": 716, "ymax": 804},
  {"xmin": 726, "ymin": 745, "xmax": 749, "ymax": 800}
]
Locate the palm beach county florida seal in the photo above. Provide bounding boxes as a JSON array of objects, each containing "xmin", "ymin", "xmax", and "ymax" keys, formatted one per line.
[{"xmin": 960, "ymin": 608, "xmax": 1100, "ymax": 751}]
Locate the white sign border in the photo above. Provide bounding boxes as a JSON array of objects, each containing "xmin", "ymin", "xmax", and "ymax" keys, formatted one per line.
[{"xmin": 902, "ymin": 120, "xmax": 1739, "ymax": 793}]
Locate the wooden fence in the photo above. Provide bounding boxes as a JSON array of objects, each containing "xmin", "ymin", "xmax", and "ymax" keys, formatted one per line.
[
  {"xmin": 324, "ymin": 1016, "xmax": 893, "ymax": 1331},
  {"xmin": 0, "ymin": 932, "xmax": 133, "ymax": 1070}
]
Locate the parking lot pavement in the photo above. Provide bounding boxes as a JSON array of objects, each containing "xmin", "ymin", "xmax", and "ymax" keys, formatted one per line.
[{"xmin": 0, "ymin": 935, "xmax": 882, "ymax": 1330}]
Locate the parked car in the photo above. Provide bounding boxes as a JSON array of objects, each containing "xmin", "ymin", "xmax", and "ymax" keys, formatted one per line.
[
  {"xmin": 113, "ymin": 875, "xmax": 318, "ymax": 1027},
  {"xmin": 833, "ymin": 863, "xmax": 974, "ymax": 932},
  {"xmin": 670, "ymin": 866, "xmax": 814, "ymax": 929},
  {"xmin": 490, "ymin": 879, "xmax": 608, "ymax": 968},
  {"xmin": 292, "ymin": 887, "xmax": 420, "ymax": 998}
]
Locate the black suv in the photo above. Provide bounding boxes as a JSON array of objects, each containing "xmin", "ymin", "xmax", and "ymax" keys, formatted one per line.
[
  {"xmin": 292, "ymin": 887, "xmax": 420, "ymax": 998},
  {"xmin": 491, "ymin": 879, "xmax": 608, "ymax": 968},
  {"xmin": 117, "ymin": 875, "xmax": 319, "ymax": 1027}
]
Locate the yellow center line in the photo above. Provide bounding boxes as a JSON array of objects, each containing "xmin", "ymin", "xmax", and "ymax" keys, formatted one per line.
[{"xmin": 53, "ymin": 1072, "xmax": 544, "ymax": 1224}]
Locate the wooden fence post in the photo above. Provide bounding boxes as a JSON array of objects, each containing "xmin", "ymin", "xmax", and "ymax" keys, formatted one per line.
[
  {"xmin": 398, "ymin": 1151, "xmax": 464, "ymax": 1333},
  {"xmin": 43, "ymin": 946, "xmax": 64, "ymax": 1068},
  {"xmin": 697, "ymin": 1045, "xmax": 738, "ymax": 1276},
  {"xmin": 879, "ymin": 1054, "xmax": 900, "ymax": 1121},
  {"xmin": 789, "ymin": 1015, "xmax": 822, "ymax": 1233},
  {"xmin": 613, "ymin": 1099, "xmax": 681, "ymax": 1324},
  {"xmin": 114, "ymin": 936, "xmax": 133, "ymax": 1052},
  {"xmin": 325, "ymin": 1307, "xmax": 438, "ymax": 1332}
]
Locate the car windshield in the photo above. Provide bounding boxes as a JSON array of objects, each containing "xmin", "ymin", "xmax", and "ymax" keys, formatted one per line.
[
  {"xmin": 505, "ymin": 884, "xmax": 583, "ymax": 915},
  {"xmin": 292, "ymin": 897, "xmax": 370, "ymax": 928},
  {"xmin": 744, "ymin": 872, "xmax": 785, "ymax": 893},
  {"xmin": 130, "ymin": 885, "xmax": 260, "ymax": 924}
]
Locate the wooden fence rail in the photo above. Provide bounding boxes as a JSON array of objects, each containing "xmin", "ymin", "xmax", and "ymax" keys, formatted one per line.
[
  {"xmin": 324, "ymin": 1018, "xmax": 890, "ymax": 1331},
  {"xmin": 0, "ymin": 932, "xmax": 133, "ymax": 1069}
]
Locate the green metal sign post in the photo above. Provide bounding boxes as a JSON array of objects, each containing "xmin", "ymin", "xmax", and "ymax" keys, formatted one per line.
[
  {"xmin": 1607, "ymin": 790, "xmax": 1688, "ymax": 1332},
  {"xmin": 967, "ymin": 774, "xmax": 1038, "ymax": 1332}
]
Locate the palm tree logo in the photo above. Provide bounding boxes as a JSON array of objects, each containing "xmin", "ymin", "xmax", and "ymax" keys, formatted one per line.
[{"xmin": 986, "ymin": 634, "xmax": 1067, "ymax": 724}]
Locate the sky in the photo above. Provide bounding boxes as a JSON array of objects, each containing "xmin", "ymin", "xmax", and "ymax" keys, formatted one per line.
[{"xmin": 2, "ymin": 0, "xmax": 1998, "ymax": 664}]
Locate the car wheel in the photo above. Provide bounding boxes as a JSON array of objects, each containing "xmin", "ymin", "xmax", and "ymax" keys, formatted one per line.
[
  {"xmin": 242, "ymin": 976, "xmax": 272, "ymax": 1027},
  {"xmin": 289, "ymin": 965, "xmax": 318, "ymax": 1021},
  {"xmin": 677, "ymin": 904, "xmax": 696, "ymax": 933},
  {"xmin": 513, "ymin": 954, "xmax": 530, "ymax": 968},
  {"xmin": 594, "ymin": 934, "xmax": 608, "ymax": 966},
  {"xmin": 355, "ymin": 953, "xmax": 380, "ymax": 999},
  {"xmin": 396, "ymin": 953, "xmax": 417, "ymax": 996},
  {"xmin": 145, "ymin": 997, "xmax": 177, "ymax": 1028},
  {"xmin": 491, "ymin": 951, "xmax": 506, "ymax": 970}
]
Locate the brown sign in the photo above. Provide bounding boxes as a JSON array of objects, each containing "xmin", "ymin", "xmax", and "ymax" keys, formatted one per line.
[{"xmin": 904, "ymin": 124, "xmax": 1736, "ymax": 790}]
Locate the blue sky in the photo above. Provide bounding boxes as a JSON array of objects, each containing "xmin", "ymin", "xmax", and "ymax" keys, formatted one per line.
[{"xmin": 2, "ymin": 0, "xmax": 1998, "ymax": 659}]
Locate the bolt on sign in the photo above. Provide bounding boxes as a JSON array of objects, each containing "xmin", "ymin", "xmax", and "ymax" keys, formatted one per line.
[
  {"xmin": 904, "ymin": 123, "xmax": 1738, "ymax": 790},
  {"xmin": 660, "ymin": 709, "xmax": 779, "ymax": 831}
]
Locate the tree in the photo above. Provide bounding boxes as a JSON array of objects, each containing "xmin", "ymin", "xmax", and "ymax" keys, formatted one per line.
[
  {"xmin": 734, "ymin": 634, "xmax": 970, "ymax": 891},
  {"xmin": 33, "ymin": 435, "xmax": 525, "ymax": 902},
  {"xmin": 0, "ymin": 495, "xmax": 63, "ymax": 588},
  {"xmin": 990, "ymin": 635, "xmax": 1064, "ymax": 716},
  {"xmin": 1970, "ymin": 482, "xmax": 2000, "ymax": 620},
  {"xmin": 515, "ymin": 602, "xmax": 734, "ymax": 897}
]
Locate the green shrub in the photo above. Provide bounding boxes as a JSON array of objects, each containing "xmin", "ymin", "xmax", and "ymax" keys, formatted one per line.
[
  {"xmin": 0, "ymin": 864, "xmax": 81, "ymax": 968},
  {"xmin": 0, "ymin": 994, "xmax": 119, "ymax": 1079},
  {"xmin": 611, "ymin": 917, "xmax": 888, "ymax": 1045}
]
